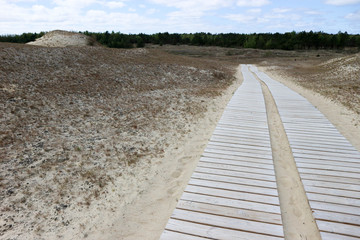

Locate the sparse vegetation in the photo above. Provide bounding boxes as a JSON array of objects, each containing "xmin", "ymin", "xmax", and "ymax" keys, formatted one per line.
[
  {"xmin": 259, "ymin": 52, "xmax": 360, "ymax": 115},
  {"xmin": 0, "ymin": 42, "xmax": 235, "ymax": 239}
]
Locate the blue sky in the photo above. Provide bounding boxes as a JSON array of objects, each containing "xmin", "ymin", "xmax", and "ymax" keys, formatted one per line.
[{"xmin": 0, "ymin": 0, "xmax": 359, "ymax": 34}]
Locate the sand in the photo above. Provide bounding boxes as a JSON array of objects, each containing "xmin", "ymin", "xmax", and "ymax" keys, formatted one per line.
[
  {"xmin": 259, "ymin": 79, "xmax": 321, "ymax": 240},
  {"xmin": 27, "ymin": 30, "xmax": 95, "ymax": 47}
]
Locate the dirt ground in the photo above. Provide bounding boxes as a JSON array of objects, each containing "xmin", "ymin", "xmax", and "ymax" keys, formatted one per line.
[{"xmin": 1, "ymin": 43, "xmax": 359, "ymax": 239}]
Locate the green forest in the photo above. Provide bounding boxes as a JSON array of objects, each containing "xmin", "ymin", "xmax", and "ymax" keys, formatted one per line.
[{"xmin": 1, "ymin": 31, "xmax": 359, "ymax": 50}]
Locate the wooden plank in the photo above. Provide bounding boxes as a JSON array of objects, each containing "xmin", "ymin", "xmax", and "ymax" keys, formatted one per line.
[
  {"xmin": 205, "ymin": 146, "xmax": 273, "ymax": 158},
  {"xmin": 284, "ymin": 129, "xmax": 344, "ymax": 138},
  {"xmin": 294, "ymin": 145, "xmax": 358, "ymax": 154},
  {"xmin": 214, "ymin": 128, "xmax": 270, "ymax": 138},
  {"xmin": 189, "ymin": 178, "xmax": 279, "ymax": 196},
  {"xmin": 306, "ymin": 185, "xmax": 360, "ymax": 199},
  {"xmin": 317, "ymin": 220, "xmax": 360, "ymax": 238},
  {"xmin": 195, "ymin": 166, "xmax": 276, "ymax": 182},
  {"xmin": 286, "ymin": 134, "xmax": 354, "ymax": 145},
  {"xmin": 309, "ymin": 200, "xmax": 360, "ymax": 216},
  {"xmin": 170, "ymin": 209, "xmax": 284, "ymax": 237},
  {"xmin": 313, "ymin": 209, "xmax": 360, "ymax": 225},
  {"xmin": 302, "ymin": 179, "xmax": 360, "ymax": 191},
  {"xmin": 320, "ymin": 232, "xmax": 360, "ymax": 240},
  {"xmin": 185, "ymin": 185, "xmax": 280, "ymax": 205},
  {"xmin": 296, "ymin": 158, "xmax": 360, "ymax": 168},
  {"xmin": 200, "ymin": 156, "xmax": 275, "ymax": 170},
  {"xmin": 180, "ymin": 192, "xmax": 281, "ymax": 214},
  {"xmin": 176, "ymin": 200, "xmax": 282, "ymax": 224},
  {"xmin": 300, "ymin": 173, "xmax": 360, "ymax": 185},
  {"xmin": 165, "ymin": 219, "xmax": 284, "ymax": 240},
  {"xmin": 287, "ymin": 139, "xmax": 355, "ymax": 150},
  {"xmin": 298, "ymin": 168, "xmax": 360, "ymax": 179},
  {"xmin": 208, "ymin": 141, "xmax": 272, "ymax": 152},
  {"xmin": 160, "ymin": 230, "xmax": 208, "ymax": 240},
  {"xmin": 212, "ymin": 131, "xmax": 270, "ymax": 141},
  {"xmin": 306, "ymin": 192, "xmax": 360, "ymax": 206},
  {"xmin": 210, "ymin": 135, "xmax": 271, "ymax": 147},
  {"xmin": 203, "ymin": 151, "xmax": 273, "ymax": 163},
  {"xmin": 217, "ymin": 122, "xmax": 268, "ymax": 130},
  {"xmin": 293, "ymin": 149, "xmax": 360, "ymax": 161},
  {"xmin": 191, "ymin": 172, "xmax": 277, "ymax": 189},
  {"xmin": 205, "ymin": 145, "xmax": 272, "ymax": 157},
  {"xmin": 197, "ymin": 161, "xmax": 275, "ymax": 176},
  {"xmin": 293, "ymin": 152, "xmax": 360, "ymax": 163}
]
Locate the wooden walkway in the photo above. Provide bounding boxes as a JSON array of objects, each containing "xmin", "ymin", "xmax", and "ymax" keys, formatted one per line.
[
  {"xmin": 160, "ymin": 64, "xmax": 360, "ymax": 240},
  {"xmin": 160, "ymin": 65, "xmax": 284, "ymax": 240},
  {"xmin": 251, "ymin": 65, "xmax": 360, "ymax": 240}
]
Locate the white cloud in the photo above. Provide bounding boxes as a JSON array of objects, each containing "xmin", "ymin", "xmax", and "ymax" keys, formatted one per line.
[
  {"xmin": 148, "ymin": 0, "xmax": 235, "ymax": 28},
  {"xmin": 346, "ymin": 10, "xmax": 360, "ymax": 20},
  {"xmin": 247, "ymin": 8, "xmax": 262, "ymax": 13},
  {"xmin": 146, "ymin": 8, "xmax": 157, "ymax": 15},
  {"xmin": 272, "ymin": 8, "xmax": 291, "ymax": 13},
  {"xmin": 0, "ymin": 0, "xmax": 161, "ymax": 34},
  {"xmin": 325, "ymin": 0, "xmax": 360, "ymax": 5},
  {"xmin": 167, "ymin": 10, "xmax": 204, "ymax": 20},
  {"xmin": 237, "ymin": 0, "xmax": 270, "ymax": 7},
  {"xmin": 52, "ymin": 0, "xmax": 97, "ymax": 9},
  {"xmin": 224, "ymin": 14, "xmax": 255, "ymax": 23},
  {"xmin": 104, "ymin": 1, "xmax": 126, "ymax": 9},
  {"xmin": 149, "ymin": 0, "xmax": 234, "ymax": 11},
  {"xmin": 305, "ymin": 10, "xmax": 322, "ymax": 15}
]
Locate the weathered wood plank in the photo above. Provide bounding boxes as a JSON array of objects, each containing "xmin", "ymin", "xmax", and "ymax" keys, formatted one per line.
[
  {"xmin": 176, "ymin": 200, "xmax": 282, "ymax": 224},
  {"xmin": 197, "ymin": 161, "xmax": 275, "ymax": 176},
  {"xmin": 191, "ymin": 172, "xmax": 277, "ymax": 189},
  {"xmin": 170, "ymin": 209, "xmax": 284, "ymax": 237},
  {"xmin": 160, "ymin": 230, "xmax": 208, "ymax": 240},
  {"xmin": 194, "ymin": 166, "xmax": 276, "ymax": 182},
  {"xmin": 189, "ymin": 178, "xmax": 279, "ymax": 196},
  {"xmin": 165, "ymin": 219, "xmax": 284, "ymax": 240},
  {"xmin": 185, "ymin": 185, "xmax": 280, "ymax": 205},
  {"xmin": 320, "ymin": 232, "xmax": 360, "ymax": 240},
  {"xmin": 317, "ymin": 220, "xmax": 360, "ymax": 238},
  {"xmin": 180, "ymin": 192, "xmax": 281, "ymax": 214}
]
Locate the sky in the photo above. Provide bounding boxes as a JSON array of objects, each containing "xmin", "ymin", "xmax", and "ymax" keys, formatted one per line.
[{"xmin": 1, "ymin": 0, "xmax": 360, "ymax": 35}]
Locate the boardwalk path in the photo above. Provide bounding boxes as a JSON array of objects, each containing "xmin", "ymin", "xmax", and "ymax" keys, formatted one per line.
[
  {"xmin": 160, "ymin": 65, "xmax": 360, "ymax": 240},
  {"xmin": 251, "ymin": 66, "xmax": 360, "ymax": 240}
]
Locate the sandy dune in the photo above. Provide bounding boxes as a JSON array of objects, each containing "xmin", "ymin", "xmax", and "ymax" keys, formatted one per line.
[{"xmin": 27, "ymin": 30, "xmax": 96, "ymax": 47}]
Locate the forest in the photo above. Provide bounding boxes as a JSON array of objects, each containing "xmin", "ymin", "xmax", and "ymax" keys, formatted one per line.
[{"xmin": 1, "ymin": 31, "xmax": 359, "ymax": 50}]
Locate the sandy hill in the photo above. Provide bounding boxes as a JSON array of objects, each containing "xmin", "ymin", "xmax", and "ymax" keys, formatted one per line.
[{"xmin": 27, "ymin": 30, "xmax": 96, "ymax": 47}]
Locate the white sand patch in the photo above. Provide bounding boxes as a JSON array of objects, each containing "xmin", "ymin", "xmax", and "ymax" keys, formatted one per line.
[{"xmin": 27, "ymin": 30, "xmax": 94, "ymax": 47}]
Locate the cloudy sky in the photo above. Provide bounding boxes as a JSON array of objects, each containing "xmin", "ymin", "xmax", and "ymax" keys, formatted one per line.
[{"xmin": 1, "ymin": 0, "xmax": 359, "ymax": 34}]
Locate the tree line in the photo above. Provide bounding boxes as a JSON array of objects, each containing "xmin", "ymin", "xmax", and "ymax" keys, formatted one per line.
[{"xmin": 1, "ymin": 31, "xmax": 359, "ymax": 50}]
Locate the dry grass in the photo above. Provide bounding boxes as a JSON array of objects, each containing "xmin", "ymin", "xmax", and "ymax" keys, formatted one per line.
[
  {"xmin": 0, "ymin": 43, "xmax": 235, "ymax": 239},
  {"xmin": 258, "ymin": 52, "xmax": 360, "ymax": 115},
  {"xmin": 160, "ymin": 45, "xmax": 360, "ymax": 115}
]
